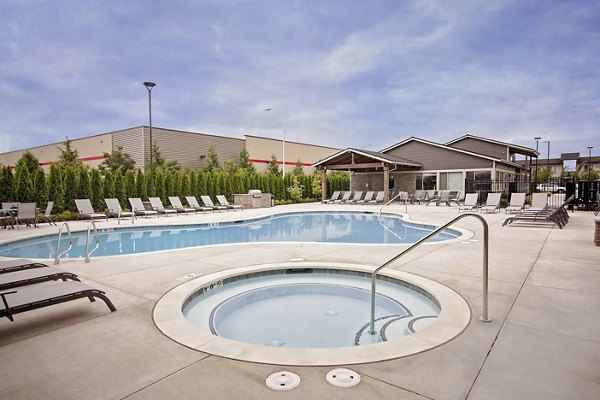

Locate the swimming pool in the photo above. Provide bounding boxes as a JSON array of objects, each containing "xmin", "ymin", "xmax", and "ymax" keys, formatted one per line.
[{"xmin": 0, "ymin": 211, "xmax": 462, "ymax": 259}]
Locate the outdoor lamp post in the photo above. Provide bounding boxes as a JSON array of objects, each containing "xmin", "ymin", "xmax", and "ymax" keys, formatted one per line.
[
  {"xmin": 143, "ymin": 81, "xmax": 156, "ymax": 196},
  {"xmin": 534, "ymin": 137, "xmax": 541, "ymax": 183},
  {"xmin": 588, "ymin": 146, "xmax": 594, "ymax": 180},
  {"xmin": 264, "ymin": 107, "xmax": 286, "ymax": 177}
]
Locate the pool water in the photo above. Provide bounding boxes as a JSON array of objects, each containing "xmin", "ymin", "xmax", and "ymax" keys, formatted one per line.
[
  {"xmin": 0, "ymin": 211, "xmax": 461, "ymax": 259},
  {"xmin": 183, "ymin": 272, "xmax": 441, "ymax": 348}
]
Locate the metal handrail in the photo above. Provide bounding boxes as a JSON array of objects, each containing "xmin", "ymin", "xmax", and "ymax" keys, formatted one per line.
[
  {"xmin": 54, "ymin": 222, "xmax": 73, "ymax": 265},
  {"xmin": 378, "ymin": 192, "xmax": 404, "ymax": 216},
  {"xmin": 85, "ymin": 220, "xmax": 100, "ymax": 263},
  {"xmin": 369, "ymin": 212, "xmax": 491, "ymax": 335}
]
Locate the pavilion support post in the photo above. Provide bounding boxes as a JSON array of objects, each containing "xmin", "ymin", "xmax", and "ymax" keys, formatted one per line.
[
  {"xmin": 383, "ymin": 164, "xmax": 390, "ymax": 203},
  {"xmin": 321, "ymin": 168, "xmax": 328, "ymax": 201}
]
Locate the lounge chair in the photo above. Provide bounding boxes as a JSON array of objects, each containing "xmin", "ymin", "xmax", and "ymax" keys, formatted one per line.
[
  {"xmin": 185, "ymin": 196, "xmax": 213, "ymax": 213},
  {"xmin": 74, "ymin": 199, "xmax": 108, "ymax": 221},
  {"xmin": 216, "ymin": 195, "xmax": 243, "ymax": 211},
  {"xmin": 168, "ymin": 196, "xmax": 197, "ymax": 214},
  {"xmin": 105, "ymin": 198, "xmax": 135, "ymax": 224},
  {"xmin": 529, "ymin": 192, "xmax": 549, "ymax": 211},
  {"xmin": 200, "ymin": 196, "xmax": 228, "ymax": 212},
  {"xmin": 368, "ymin": 191, "xmax": 385, "ymax": 204},
  {"xmin": 458, "ymin": 193, "xmax": 479, "ymax": 212},
  {"xmin": 503, "ymin": 195, "xmax": 574, "ymax": 229},
  {"xmin": 0, "ymin": 267, "xmax": 80, "ymax": 290},
  {"xmin": 355, "ymin": 191, "xmax": 375, "ymax": 204},
  {"xmin": 334, "ymin": 191, "xmax": 352, "ymax": 204},
  {"xmin": 480, "ymin": 193, "xmax": 501, "ymax": 213},
  {"xmin": 505, "ymin": 193, "xmax": 526, "ymax": 214},
  {"xmin": 42, "ymin": 201, "xmax": 57, "ymax": 226},
  {"xmin": 322, "ymin": 191, "xmax": 341, "ymax": 204},
  {"xmin": 347, "ymin": 191, "xmax": 363, "ymax": 203},
  {"xmin": 148, "ymin": 197, "xmax": 178, "ymax": 216},
  {"xmin": 0, "ymin": 281, "xmax": 116, "ymax": 321},
  {"xmin": 15, "ymin": 202, "xmax": 38, "ymax": 229},
  {"xmin": 413, "ymin": 190, "xmax": 427, "ymax": 204},
  {"xmin": 128, "ymin": 198, "xmax": 160, "ymax": 218},
  {"xmin": 0, "ymin": 259, "xmax": 49, "ymax": 274}
]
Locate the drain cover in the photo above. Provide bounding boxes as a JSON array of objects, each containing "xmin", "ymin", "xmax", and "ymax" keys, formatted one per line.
[
  {"xmin": 326, "ymin": 368, "xmax": 361, "ymax": 388},
  {"xmin": 266, "ymin": 371, "xmax": 301, "ymax": 391}
]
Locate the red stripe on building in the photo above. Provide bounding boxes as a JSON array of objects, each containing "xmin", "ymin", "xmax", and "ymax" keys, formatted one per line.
[{"xmin": 249, "ymin": 159, "xmax": 313, "ymax": 167}]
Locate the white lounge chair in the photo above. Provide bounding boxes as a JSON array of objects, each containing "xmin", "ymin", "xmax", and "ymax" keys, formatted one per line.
[
  {"xmin": 334, "ymin": 191, "xmax": 352, "ymax": 204},
  {"xmin": 505, "ymin": 193, "xmax": 526, "ymax": 214},
  {"xmin": 185, "ymin": 196, "xmax": 213, "ymax": 213},
  {"xmin": 348, "ymin": 191, "xmax": 363, "ymax": 203},
  {"xmin": 200, "ymin": 196, "xmax": 228, "ymax": 212},
  {"xmin": 74, "ymin": 199, "xmax": 107, "ymax": 221},
  {"xmin": 368, "ymin": 191, "xmax": 385, "ymax": 204},
  {"xmin": 458, "ymin": 193, "xmax": 479, "ymax": 213},
  {"xmin": 216, "ymin": 195, "xmax": 242, "ymax": 211},
  {"xmin": 480, "ymin": 193, "xmax": 502, "ymax": 213},
  {"xmin": 322, "ymin": 191, "xmax": 341, "ymax": 204},
  {"xmin": 128, "ymin": 198, "xmax": 159, "ymax": 218},
  {"xmin": 529, "ymin": 192, "xmax": 548, "ymax": 211},
  {"xmin": 168, "ymin": 196, "xmax": 196, "ymax": 214},
  {"xmin": 105, "ymin": 198, "xmax": 135, "ymax": 224},
  {"xmin": 355, "ymin": 191, "xmax": 375, "ymax": 204},
  {"xmin": 149, "ymin": 197, "xmax": 178, "ymax": 216}
]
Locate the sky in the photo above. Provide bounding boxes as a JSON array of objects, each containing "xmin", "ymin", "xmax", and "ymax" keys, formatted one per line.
[{"xmin": 1, "ymin": 0, "xmax": 598, "ymax": 159}]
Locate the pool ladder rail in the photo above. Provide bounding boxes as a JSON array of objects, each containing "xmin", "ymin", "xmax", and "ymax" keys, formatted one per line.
[
  {"xmin": 369, "ymin": 212, "xmax": 491, "ymax": 335},
  {"xmin": 54, "ymin": 221, "xmax": 100, "ymax": 264}
]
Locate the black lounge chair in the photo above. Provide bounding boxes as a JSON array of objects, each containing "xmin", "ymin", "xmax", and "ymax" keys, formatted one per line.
[
  {"xmin": 0, "ymin": 259, "xmax": 49, "ymax": 274},
  {"xmin": 0, "ymin": 267, "xmax": 81, "ymax": 290},
  {"xmin": 0, "ymin": 281, "xmax": 116, "ymax": 321}
]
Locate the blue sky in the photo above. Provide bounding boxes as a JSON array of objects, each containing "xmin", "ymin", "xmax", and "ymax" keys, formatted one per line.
[{"xmin": 1, "ymin": 0, "xmax": 598, "ymax": 159}]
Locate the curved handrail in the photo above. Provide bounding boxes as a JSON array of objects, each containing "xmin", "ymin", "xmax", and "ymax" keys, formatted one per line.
[
  {"xmin": 369, "ymin": 212, "xmax": 490, "ymax": 335},
  {"xmin": 85, "ymin": 220, "xmax": 100, "ymax": 263},
  {"xmin": 378, "ymin": 192, "xmax": 404, "ymax": 216},
  {"xmin": 54, "ymin": 222, "xmax": 73, "ymax": 265}
]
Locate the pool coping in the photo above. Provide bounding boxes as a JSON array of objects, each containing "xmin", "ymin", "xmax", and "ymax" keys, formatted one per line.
[{"xmin": 153, "ymin": 262, "xmax": 472, "ymax": 366}]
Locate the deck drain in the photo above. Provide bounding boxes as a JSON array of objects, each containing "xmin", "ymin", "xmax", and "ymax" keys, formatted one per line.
[
  {"xmin": 266, "ymin": 371, "xmax": 300, "ymax": 391},
  {"xmin": 326, "ymin": 368, "xmax": 361, "ymax": 387}
]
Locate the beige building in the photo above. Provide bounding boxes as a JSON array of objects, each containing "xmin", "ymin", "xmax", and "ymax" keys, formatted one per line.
[{"xmin": 0, "ymin": 126, "xmax": 339, "ymax": 174}]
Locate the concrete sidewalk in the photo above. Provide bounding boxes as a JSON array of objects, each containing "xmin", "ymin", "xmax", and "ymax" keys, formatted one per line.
[{"xmin": 0, "ymin": 203, "xmax": 598, "ymax": 399}]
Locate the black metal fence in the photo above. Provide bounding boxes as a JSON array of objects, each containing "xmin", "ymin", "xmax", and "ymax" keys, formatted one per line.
[{"xmin": 465, "ymin": 177, "xmax": 599, "ymax": 210}]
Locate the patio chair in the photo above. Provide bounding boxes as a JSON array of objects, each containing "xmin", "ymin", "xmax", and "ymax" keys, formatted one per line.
[
  {"xmin": 458, "ymin": 193, "xmax": 479, "ymax": 213},
  {"xmin": 333, "ymin": 191, "xmax": 352, "ymax": 204},
  {"xmin": 505, "ymin": 193, "xmax": 526, "ymax": 214},
  {"xmin": 0, "ymin": 259, "xmax": 49, "ymax": 274},
  {"xmin": 15, "ymin": 202, "xmax": 38, "ymax": 229},
  {"xmin": 74, "ymin": 199, "xmax": 108, "ymax": 221},
  {"xmin": 0, "ymin": 266, "xmax": 81, "ymax": 290},
  {"xmin": 322, "ymin": 191, "xmax": 341, "ymax": 204},
  {"xmin": 168, "ymin": 196, "xmax": 197, "ymax": 214},
  {"xmin": 105, "ymin": 198, "xmax": 135, "ymax": 224},
  {"xmin": 42, "ymin": 201, "xmax": 57, "ymax": 226},
  {"xmin": 148, "ymin": 197, "xmax": 178, "ymax": 217},
  {"xmin": 413, "ymin": 190, "xmax": 427, "ymax": 204},
  {"xmin": 348, "ymin": 191, "xmax": 363, "ymax": 203},
  {"xmin": 185, "ymin": 196, "xmax": 213, "ymax": 213},
  {"xmin": 480, "ymin": 193, "xmax": 501, "ymax": 213},
  {"xmin": 503, "ymin": 195, "xmax": 574, "ymax": 229},
  {"xmin": 529, "ymin": 192, "xmax": 549, "ymax": 211},
  {"xmin": 216, "ymin": 195, "xmax": 243, "ymax": 211},
  {"xmin": 396, "ymin": 191, "xmax": 410, "ymax": 204},
  {"xmin": 128, "ymin": 198, "xmax": 159, "ymax": 218},
  {"xmin": 368, "ymin": 191, "xmax": 385, "ymax": 204},
  {"xmin": 355, "ymin": 191, "xmax": 375, "ymax": 204},
  {"xmin": 0, "ymin": 281, "xmax": 116, "ymax": 321},
  {"xmin": 201, "ymin": 196, "xmax": 228, "ymax": 212}
]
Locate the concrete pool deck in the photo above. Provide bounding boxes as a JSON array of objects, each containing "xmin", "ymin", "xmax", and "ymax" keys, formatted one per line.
[{"xmin": 0, "ymin": 203, "xmax": 598, "ymax": 399}]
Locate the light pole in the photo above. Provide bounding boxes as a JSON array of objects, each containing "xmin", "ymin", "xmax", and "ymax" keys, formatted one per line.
[
  {"xmin": 534, "ymin": 137, "xmax": 541, "ymax": 183},
  {"xmin": 543, "ymin": 140, "xmax": 550, "ymax": 179},
  {"xmin": 143, "ymin": 81, "xmax": 156, "ymax": 196},
  {"xmin": 588, "ymin": 146, "xmax": 594, "ymax": 181},
  {"xmin": 264, "ymin": 107, "xmax": 286, "ymax": 177}
]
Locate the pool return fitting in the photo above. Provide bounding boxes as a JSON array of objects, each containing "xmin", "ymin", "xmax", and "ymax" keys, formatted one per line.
[{"xmin": 369, "ymin": 212, "xmax": 491, "ymax": 335}]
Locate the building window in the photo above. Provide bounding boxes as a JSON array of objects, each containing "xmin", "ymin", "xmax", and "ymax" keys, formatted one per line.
[
  {"xmin": 439, "ymin": 172, "xmax": 463, "ymax": 190},
  {"xmin": 416, "ymin": 173, "xmax": 437, "ymax": 190}
]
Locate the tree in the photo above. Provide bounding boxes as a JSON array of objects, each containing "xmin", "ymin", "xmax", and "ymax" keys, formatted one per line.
[
  {"xmin": 47, "ymin": 163, "xmax": 63, "ymax": 211},
  {"xmin": 136, "ymin": 169, "xmax": 147, "ymax": 200},
  {"xmin": 223, "ymin": 159, "xmax": 237, "ymax": 175},
  {"xmin": 124, "ymin": 169, "xmax": 136, "ymax": 207},
  {"xmin": 99, "ymin": 146, "xmax": 136, "ymax": 173},
  {"xmin": 90, "ymin": 169, "xmax": 103, "ymax": 212},
  {"xmin": 33, "ymin": 168, "xmax": 48, "ymax": 208},
  {"xmin": 292, "ymin": 159, "xmax": 304, "ymax": 176},
  {"xmin": 152, "ymin": 144, "xmax": 181, "ymax": 174},
  {"xmin": 76, "ymin": 167, "xmax": 92, "ymax": 202},
  {"xmin": 238, "ymin": 148, "xmax": 256, "ymax": 173},
  {"xmin": 0, "ymin": 166, "xmax": 15, "ymax": 203},
  {"xmin": 57, "ymin": 137, "xmax": 83, "ymax": 170},
  {"xmin": 534, "ymin": 165, "xmax": 553, "ymax": 182},
  {"xmin": 205, "ymin": 146, "xmax": 221, "ymax": 173},
  {"xmin": 14, "ymin": 161, "xmax": 33, "ymax": 202},
  {"xmin": 154, "ymin": 168, "xmax": 166, "ymax": 203},
  {"xmin": 266, "ymin": 154, "xmax": 281, "ymax": 176},
  {"xmin": 62, "ymin": 166, "xmax": 78, "ymax": 212},
  {"xmin": 113, "ymin": 169, "xmax": 125, "ymax": 210},
  {"xmin": 311, "ymin": 171, "xmax": 322, "ymax": 199},
  {"xmin": 103, "ymin": 170, "xmax": 115, "ymax": 200},
  {"xmin": 286, "ymin": 176, "xmax": 304, "ymax": 202},
  {"xmin": 17, "ymin": 151, "xmax": 40, "ymax": 176}
]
